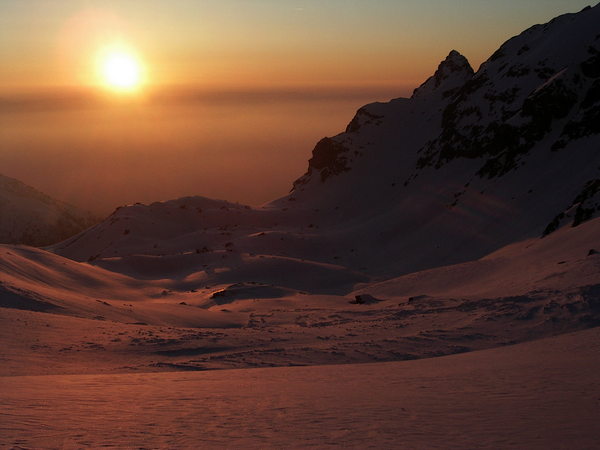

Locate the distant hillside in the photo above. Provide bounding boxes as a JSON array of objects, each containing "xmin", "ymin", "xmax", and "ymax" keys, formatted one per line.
[{"xmin": 0, "ymin": 174, "xmax": 97, "ymax": 246}]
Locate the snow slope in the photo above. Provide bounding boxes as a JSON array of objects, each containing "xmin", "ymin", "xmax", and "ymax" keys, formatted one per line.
[
  {"xmin": 2, "ymin": 216, "xmax": 598, "ymax": 375},
  {"xmin": 0, "ymin": 174, "xmax": 96, "ymax": 246}
]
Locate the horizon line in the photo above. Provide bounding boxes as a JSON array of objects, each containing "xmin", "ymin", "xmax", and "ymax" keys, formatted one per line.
[{"xmin": 0, "ymin": 82, "xmax": 417, "ymax": 113}]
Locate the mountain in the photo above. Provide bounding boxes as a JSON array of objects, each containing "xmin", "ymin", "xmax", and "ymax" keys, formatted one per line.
[
  {"xmin": 1, "ymin": 3, "xmax": 600, "ymax": 379},
  {"xmin": 51, "ymin": 4, "xmax": 600, "ymax": 284},
  {"xmin": 286, "ymin": 3, "xmax": 600, "ymax": 273},
  {"xmin": 0, "ymin": 174, "xmax": 97, "ymax": 246}
]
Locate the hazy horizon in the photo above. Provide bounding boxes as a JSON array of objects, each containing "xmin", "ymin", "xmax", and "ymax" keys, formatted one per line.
[{"xmin": 1, "ymin": 83, "xmax": 412, "ymax": 215}]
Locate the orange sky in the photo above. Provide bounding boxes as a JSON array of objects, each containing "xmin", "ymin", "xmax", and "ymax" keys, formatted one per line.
[{"xmin": 1, "ymin": 1, "xmax": 593, "ymax": 93}]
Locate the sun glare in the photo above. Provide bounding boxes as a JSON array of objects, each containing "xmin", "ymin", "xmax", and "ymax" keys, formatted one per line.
[{"xmin": 100, "ymin": 49, "xmax": 142, "ymax": 91}]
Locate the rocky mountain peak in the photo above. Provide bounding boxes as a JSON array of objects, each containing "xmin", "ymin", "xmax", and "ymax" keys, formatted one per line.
[{"xmin": 411, "ymin": 49, "xmax": 474, "ymax": 99}]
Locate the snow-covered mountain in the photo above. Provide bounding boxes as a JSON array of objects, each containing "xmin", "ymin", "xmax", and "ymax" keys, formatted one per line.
[
  {"xmin": 0, "ymin": 174, "xmax": 97, "ymax": 246},
  {"xmin": 51, "ymin": 4, "xmax": 600, "ymax": 286},
  {"xmin": 286, "ymin": 3, "xmax": 600, "ymax": 272},
  {"xmin": 2, "ymin": 4, "xmax": 600, "ymax": 389}
]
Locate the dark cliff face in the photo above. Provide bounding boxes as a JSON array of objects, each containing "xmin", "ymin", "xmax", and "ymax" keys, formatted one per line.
[
  {"xmin": 293, "ymin": 138, "xmax": 351, "ymax": 188},
  {"xmin": 543, "ymin": 178, "xmax": 600, "ymax": 236},
  {"xmin": 308, "ymin": 138, "xmax": 350, "ymax": 174},
  {"xmin": 345, "ymin": 107, "xmax": 384, "ymax": 134},
  {"xmin": 417, "ymin": 71, "xmax": 583, "ymax": 177},
  {"xmin": 416, "ymin": 7, "xmax": 600, "ymax": 179},
  {"xmin": 417, "ymin": 50, "xmax": 597, "ymax": 178}
]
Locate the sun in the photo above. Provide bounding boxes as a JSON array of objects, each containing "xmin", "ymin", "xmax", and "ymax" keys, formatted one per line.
[{"xmin": 100, "ymin": 49, "xmax": 143, "ymax": 91}]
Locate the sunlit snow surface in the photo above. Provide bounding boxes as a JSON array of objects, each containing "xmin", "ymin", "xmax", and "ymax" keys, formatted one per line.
[{"xmin": 2, "ymin": 328, "xmax": 600, "ymax": 448}]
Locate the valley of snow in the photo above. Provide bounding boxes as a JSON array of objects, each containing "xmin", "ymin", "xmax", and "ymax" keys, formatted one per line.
[{"xmin": 1, "ymin": 217, "xmax": 599, "ymax": 375}]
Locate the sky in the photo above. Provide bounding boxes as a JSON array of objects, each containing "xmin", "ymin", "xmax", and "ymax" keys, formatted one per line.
[{"xmin": 0, "ymin": 0, "xmax": 594, "ymax": 93}]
